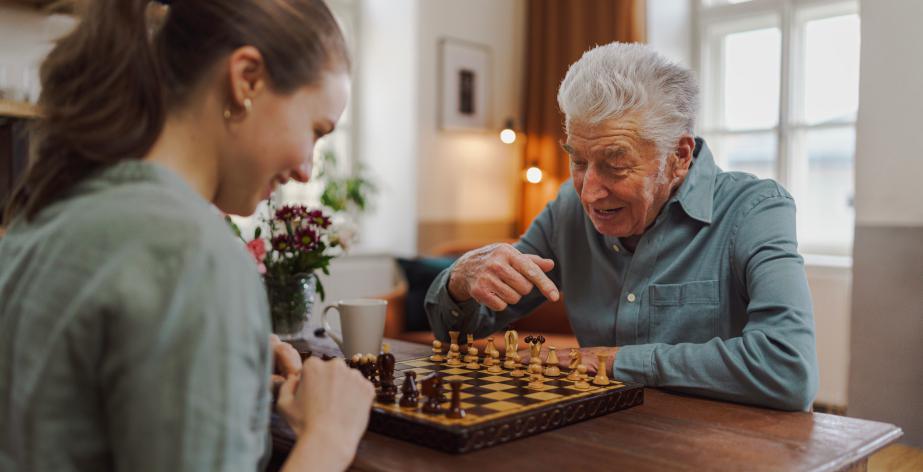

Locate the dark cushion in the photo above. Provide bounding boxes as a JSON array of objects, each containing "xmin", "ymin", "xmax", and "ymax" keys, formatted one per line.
[{"xmin": 396, "ymin": 257, "xmax": 456, "ymax": 332}]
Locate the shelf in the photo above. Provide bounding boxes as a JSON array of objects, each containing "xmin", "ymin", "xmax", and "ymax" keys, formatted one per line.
[{"xmin": 0, "ymin": 99, "xmax": 40, "ymax": 119}]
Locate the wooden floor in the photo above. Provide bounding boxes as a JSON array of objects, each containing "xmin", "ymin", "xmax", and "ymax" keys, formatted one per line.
[{"xmin": 869, "ymin": 444, "xmax": 923, "ymax": 472}]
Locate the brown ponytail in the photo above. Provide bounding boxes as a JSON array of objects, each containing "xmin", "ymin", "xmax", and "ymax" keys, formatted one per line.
[{"xmin": 3, "ymin": 0, "xmax": 349, "ymax": 223}]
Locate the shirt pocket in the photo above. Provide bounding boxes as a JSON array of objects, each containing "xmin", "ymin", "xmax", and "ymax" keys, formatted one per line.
[{"xmin": 647, "ymin": 280, "xmax": 719, "ymax": 344}]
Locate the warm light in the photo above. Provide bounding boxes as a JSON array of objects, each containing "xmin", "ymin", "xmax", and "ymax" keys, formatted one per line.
[
  {"xmin": 526, "ymin": 166, "xmax": 543, "ymax": 184},
  {"xmin": 499, "ymin": 128, "xmax": 517, "ymax": 144}
]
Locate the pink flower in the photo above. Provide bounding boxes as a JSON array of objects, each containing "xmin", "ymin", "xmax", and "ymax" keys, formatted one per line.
[{"xmin": 246, "ymin": 239, "xmax": 267, "ymax": 274}]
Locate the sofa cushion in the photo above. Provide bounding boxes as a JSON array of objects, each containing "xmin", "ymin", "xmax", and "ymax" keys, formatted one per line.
[{"xmin": 396, "ymin": 257, "xmax": 456, "ymax": 332}]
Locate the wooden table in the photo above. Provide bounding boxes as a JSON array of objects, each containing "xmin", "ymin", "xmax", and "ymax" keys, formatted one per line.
[{"xmin": 271, "ymin": 338, "xmax": 902, "ymax": 472}]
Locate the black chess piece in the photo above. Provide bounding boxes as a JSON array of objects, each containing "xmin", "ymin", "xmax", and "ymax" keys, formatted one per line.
[
  {"xmin": 421, "ymin": 373, "xmax": 444, "ymax": 414},
  {"xmin": 446, "ymin": 381, "xmax": 466, "ymax": 419},
  {"xmin": 376, "ymin": 344, "xmax": 397, "ymax": 403},
  {"xmin": 399, "ymin": 371, "xmax": 419, "ymax": 408}
]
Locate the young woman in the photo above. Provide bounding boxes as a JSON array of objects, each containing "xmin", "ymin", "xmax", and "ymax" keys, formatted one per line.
[{"xmin": 0, "ymin": 1, "xmax": 374, "ymax": 471}]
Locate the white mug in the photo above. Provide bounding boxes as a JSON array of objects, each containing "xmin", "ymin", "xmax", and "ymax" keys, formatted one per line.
[{"xmin": 321, "ymin": 298, "xmax": 387, "ymax": 358}]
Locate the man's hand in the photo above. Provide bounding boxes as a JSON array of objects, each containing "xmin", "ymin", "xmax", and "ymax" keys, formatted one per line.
[
  {"xmin": 270, "ymin": 334, "xmax": 303, "ymax": 395},
  {"xmin": 556, "ymin": 346, "xmax": 620, "ymax": 375},
  {"xmin": 448, "ymin": 243, "xmax": 560, "ymax": 311}
]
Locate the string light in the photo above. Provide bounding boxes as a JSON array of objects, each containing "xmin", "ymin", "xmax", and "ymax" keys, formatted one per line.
[
  {"xmin": 526, "ymin": 166, "xmax": 543, "ymax": 184},
  {"xmin": 499, "ymin": 118, "xmax": 516, "ymax": 144}
]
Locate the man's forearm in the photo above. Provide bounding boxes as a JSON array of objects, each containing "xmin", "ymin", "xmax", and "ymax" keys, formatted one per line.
[{"xmin": 614, "ymin": 332, "xmax": 817, "ymax": 411}]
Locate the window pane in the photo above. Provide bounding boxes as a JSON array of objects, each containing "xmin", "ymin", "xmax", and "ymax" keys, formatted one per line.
[
  {"xmin": 723, "ymin": 27, "xmax": 781, "ymax": 129},
  {"xmin": 703, "ymin": 132, "xmax": 777, "ymax": 180},
  {"xmin": 803, "ymin": 14, "xmax": 860, "ymax": 124},
  {"xmin": 793, "ymin": 127, "xmax": 855, "ymax": 253}
]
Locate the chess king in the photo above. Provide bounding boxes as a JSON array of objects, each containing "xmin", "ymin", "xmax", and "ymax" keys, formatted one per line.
[{"xmin": 424, "ymin": 42, "xmax": 818, "ymax": 412}]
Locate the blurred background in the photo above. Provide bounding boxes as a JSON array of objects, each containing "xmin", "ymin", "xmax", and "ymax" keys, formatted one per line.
[{"xmin": 0, "ymin": 0, "xmax": 920, "ymax": 451}]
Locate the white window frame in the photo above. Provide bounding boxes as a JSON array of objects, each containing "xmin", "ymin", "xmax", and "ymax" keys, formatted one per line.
[{"xmin": 694, "ymin": 0, "xmax": 859, "ymax": 258}]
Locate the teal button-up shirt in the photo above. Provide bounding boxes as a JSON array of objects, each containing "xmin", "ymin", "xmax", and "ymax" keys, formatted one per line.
[
  {"xmin": 0, "ymin": 161, "xmax": 272, "ymax": 471},
  {"xmin": 426, "ymin": 138, "xmax": 819, "ymax": 411}
]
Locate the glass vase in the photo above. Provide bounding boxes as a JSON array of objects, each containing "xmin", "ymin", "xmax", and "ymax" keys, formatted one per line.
[{"xmin": 265, "ymin": 273, "xmax": 317, "ymax": 341}]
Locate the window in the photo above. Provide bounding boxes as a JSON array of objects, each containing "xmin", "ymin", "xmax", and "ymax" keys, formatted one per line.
[{"xmin": 697, "ymin": 0, "xmax": 860, "ymax": 256}]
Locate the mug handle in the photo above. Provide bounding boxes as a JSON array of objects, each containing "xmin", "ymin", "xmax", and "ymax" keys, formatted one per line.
[{"xmin": 321, "ymin": 305, "xmax": 345, "ymax": 349}]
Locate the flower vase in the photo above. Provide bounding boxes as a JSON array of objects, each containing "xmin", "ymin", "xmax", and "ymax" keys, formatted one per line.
[{"xmin": 265, "ymin": 273, "xmax": 317, "ymax": 340}]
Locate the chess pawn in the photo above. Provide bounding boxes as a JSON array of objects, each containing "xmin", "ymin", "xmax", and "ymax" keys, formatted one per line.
[
  {"xmin": 445, "ymin": 381, "xmax": 466, "ymax": 419},
  {"xmin": 527, "ymin": 363, "xmax": 546, "ymax": 389},
  {"xmin": 593, "ymin": 354, "xmax": 611, "ymax": 386},
  {"xmin": 485, "ymin": 336, "xmax": 498, "ymax": 358},
  {"xmin": 544, "ymin": 346, "xmax": 561, "ymax": 377},
  {"xmin": 465, "ymin": 348, "xmax": 480, "ymax": 370},
  {"xmin": 430, "ymin": 340, "xmax": 445, "ymax": 362},
  {"xmin": 349, "ymin": 353, "xmax": 362, "ymax": 369},
  {"xmin": 486, "ymin": 350, "xmax": 503, "ymax": 373},
  {"xmin": 566, "ymin": 348, "xmax": 582, "ymax": 380},
  {"xmin": 399, "ymin": 371, "xmax": 419, "ymax": 409},
  {"xmin": 464, "ymin": 343, "xmax": 478, "ymax": 364},
  {"xmin": 573, "ymin": 365, "xmax": 591, "ymax": 390},
  {"xmin": 446, "ymin": 343, "xmax": 462, "ymax": 366}
]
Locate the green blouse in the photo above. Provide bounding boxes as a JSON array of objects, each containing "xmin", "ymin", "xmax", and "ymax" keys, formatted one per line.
[{"xmin": 0, "ymin": 161, "xmax": 272, "ymax": 471}]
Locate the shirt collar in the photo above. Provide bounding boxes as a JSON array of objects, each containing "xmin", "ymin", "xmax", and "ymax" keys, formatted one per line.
[{"xmin": 670, "ymin": 137, "xmax": 718, "ymax": 225}]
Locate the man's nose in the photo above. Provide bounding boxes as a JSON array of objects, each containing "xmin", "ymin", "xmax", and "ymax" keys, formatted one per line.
[{"xmin": 581, "ymin": 167, "xmax": 607, "ymax": 203}]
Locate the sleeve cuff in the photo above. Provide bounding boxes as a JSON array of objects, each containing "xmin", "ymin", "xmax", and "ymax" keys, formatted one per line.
[
  {"xmin": 424, "ymin": 266, "xmax": 483, "ymax": 340},
  {"xmin": 613, "ymin": 344, "xmax": 658, "ymax": 385}
]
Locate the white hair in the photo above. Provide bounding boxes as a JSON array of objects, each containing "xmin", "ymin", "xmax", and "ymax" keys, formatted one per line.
[{"xmin": 557, "ymin": 42, "xmax": 699, "ymax": 158}]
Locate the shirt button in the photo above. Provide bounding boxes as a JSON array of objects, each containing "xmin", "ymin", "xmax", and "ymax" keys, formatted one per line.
[
  {"xmin": 612, "ymin": 244, "xmax": 620, "ymax": 253},
  {"xmin": 626, "ymin": 293, "xmax": 637, "ymax": 303},
  {"xmin": 451, "ymin": 310, "xmax": 460, "ymax": 317}
]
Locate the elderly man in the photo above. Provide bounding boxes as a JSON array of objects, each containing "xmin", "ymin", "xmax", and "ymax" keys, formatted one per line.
[{"xmin": 425, "ymin": 43, "xmax": 818, "ymax": 411}]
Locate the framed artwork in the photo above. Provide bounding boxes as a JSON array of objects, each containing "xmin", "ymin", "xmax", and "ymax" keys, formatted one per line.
[{"xmin": 439, "ymin": 38, "xmax": 491, "ymax": 131}]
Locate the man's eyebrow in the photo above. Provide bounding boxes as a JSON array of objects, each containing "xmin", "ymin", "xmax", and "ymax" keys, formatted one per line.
[
  {"xmin": 603, "ymin": 146, "xmax": 628, "ymax": 160},
  {"xmin": 560, "ymin": 142, "xmax": 578, "ymax": 156}
]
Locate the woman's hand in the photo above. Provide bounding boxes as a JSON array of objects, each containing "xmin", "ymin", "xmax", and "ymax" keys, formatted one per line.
[
  {"xmin": 269, "ymin": 334, "xmax": 302, "ymax": 396},
  {"xmin": 277, "ymin": 356, "xmax": 375, "ymax": 470}
]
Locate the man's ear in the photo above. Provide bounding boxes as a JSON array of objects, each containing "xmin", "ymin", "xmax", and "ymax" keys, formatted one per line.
[{"xmin": 670, "ymin": 135, "xmax": 696, "ymax": 181}]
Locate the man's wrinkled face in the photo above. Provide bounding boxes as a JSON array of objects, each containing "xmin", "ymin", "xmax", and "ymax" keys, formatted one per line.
[{"xmin": 564, "ymin": 114, "xmax": 683, "ymax": 238}]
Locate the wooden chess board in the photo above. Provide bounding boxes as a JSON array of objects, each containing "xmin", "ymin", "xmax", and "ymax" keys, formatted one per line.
[{"xmin": 368, "ymin": 356, "xmax": 644, "ymax": 453}]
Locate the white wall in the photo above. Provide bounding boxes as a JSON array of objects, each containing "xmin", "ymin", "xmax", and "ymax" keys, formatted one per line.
[
  {"xmin": 853, "ymin": 1, "xmax": 923, "ymax": 228},
  {"xmin": 0, "ymin": 4, "xmax": 74, "ymax": 100},
  {"xmin": 415, "ymin": 0, "xmax": 526, "ymax": 224},
  {"xmin": 646, "ymin": 0, "xmax": 694, "ymax": 68},
  {"xmin": 355, "ymin": 0, "xmax": 420, "ymax": 256},
  {"xmin": 849, "ymin": 0, "xmax": 923, "ymax": 447}
]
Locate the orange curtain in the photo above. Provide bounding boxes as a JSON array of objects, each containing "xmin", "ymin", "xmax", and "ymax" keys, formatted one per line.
[{"xmin": 518, "ymin": 0, "xmax": 646, "ymax": 233}]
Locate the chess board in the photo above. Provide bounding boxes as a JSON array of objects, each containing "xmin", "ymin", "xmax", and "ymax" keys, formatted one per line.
[{"xmin": 368, "ymin": 356, "xmax": 644, "ymax": 453}]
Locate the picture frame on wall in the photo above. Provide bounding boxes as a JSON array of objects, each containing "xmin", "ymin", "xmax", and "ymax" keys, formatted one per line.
[{"xmin": 439, "ymin": 38, "xmax": 491, "ymax": 131}]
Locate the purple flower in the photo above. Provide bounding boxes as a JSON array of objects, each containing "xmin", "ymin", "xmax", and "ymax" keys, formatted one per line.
[
  {"xmin": 274, "ymin": 204, "xmax": 309, "ymax": 222},
  {"xmin": 293, "ymin": 227, "xmax": 318, "ymax": 251},
  {"xmin": 271, "ymin": 234, "xmax": 293, "ymax": 252},
  {"xmin": 307, "ymin": 209, "xmax": 332, "ymax": 229}
]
